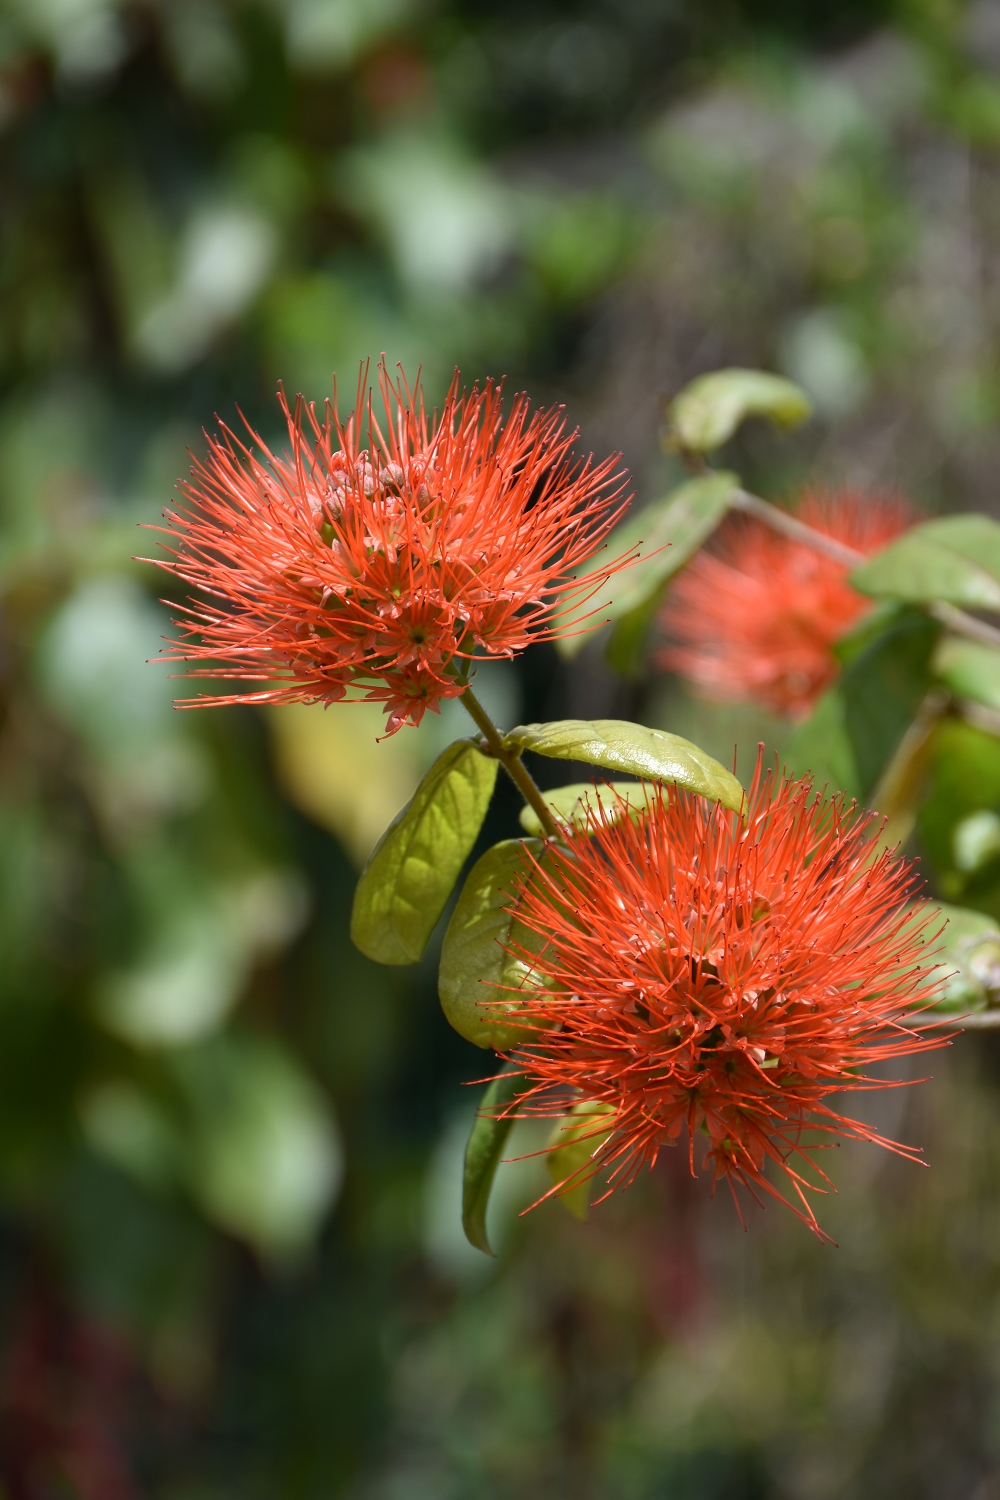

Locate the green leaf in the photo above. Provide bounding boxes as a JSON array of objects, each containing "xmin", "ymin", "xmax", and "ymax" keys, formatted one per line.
[
  {"xmin": 666, "ymin": 368, "xmax": 812, "ymax": 454},
  {"xmin": 546, "ymin": 1100, "xmax": 616, "ymax": 1221},
  {"xmin": 604, "ymin": 590, "xmax": 662, "ymax": 679},
  {"xmin": 851, "ymin": 515, "xmax": 1000, "ymax": 612},
  {"xmin": 784, "ymin": 687, "xmax": 860, "ymax": 799},
  {"xmin": 910, "ymin": 900, "xmax": 1000, "ymax": 1014},
  {"xmin": 350, "ymin": 740, "xmax": 498, "ymax": 965},
  {"xmin": 462, "ymin": 1063, "xmax": 527, "ymax": 1255},
  {"xmin": 953, "ymin": 810, "xmax": 1000, "ymax": 876},
  {"xmin": 517, "ymin": 779, "xmax": 656, "ymax": 836},
  {"xmin": 556, "ymin": 474, "xmax": 737, "ymax": 659},
  {"xmin": 918, "ymin": 718, "xmax": 1000, "ymax": 904},
  {"xmin": 504, "ymin": 719, "xmax": 744, "ymax": 813},
  {"xmin": 933, "ymin": 636, "xmax": 1000, "ymax": 711},
  {"xmin": 439, "ymin": 838, "xmax": 553, "ymax": 1051},
  {"xmin": 833, "ymin": 599, "xmax": 908, "ymax": 670},
  {"xmin": 841, "ymin": 609, "xmax": 941, "ymax": 799},
  {"xmin": 788, "ymin": 608, "xmax": 940, "ymax": 803}
]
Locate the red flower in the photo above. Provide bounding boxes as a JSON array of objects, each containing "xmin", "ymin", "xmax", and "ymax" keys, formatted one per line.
[
  {"xmin": 149, "ymin": 364, "xmax": 630, "ymax": 732},
  {"xmin": 496, "ymin": 760, "xmax": 943, "ymax": 1241},
  {"xmin": 658, "ymin": 488, "xmax": 911, "ymax": 719}
]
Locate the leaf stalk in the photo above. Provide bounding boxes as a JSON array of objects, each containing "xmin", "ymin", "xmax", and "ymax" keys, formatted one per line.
[
  {"xmin": 460, "ymin": 686, "xmax": 562, "ymax": 840},
  {"xmin": 730, "ymin": 483, "xmax": 1000, "ymax": 653}
]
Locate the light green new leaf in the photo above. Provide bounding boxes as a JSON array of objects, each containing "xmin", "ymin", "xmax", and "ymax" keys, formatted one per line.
[
  {"xmin": 933, "ymin": 636, "xmax": 1000, "ymax": 711},
  {"xmin": 666, "ymin": 368, "xmax": 812, "ymax": 454},
  {"xmin": 439, "ymin": 838, "xmax": 552, "ymax": 1051},
  {"xmin": 518, "ymin": 779, "xmax": 656, "ymax": 836},
  {"xmin": 504, "ymin": 719, "xmax": 744, "ymax": 813},
  {"xmin": 909, "ymin": 900, "xmax": 1000, "ymax": 1015},
  {"xmin": 350, "ymin": 740, "xmax": 498, "ymax": 965},
  {"xmin": 851, "ymin": 515, "xmax": 1000, "ymax": 612},
  {"xmin": 546, "ymin": 1100, "xmax": 617, "ymax": 1221},
  {"xmin": 556, "ymin": 473, "xmax": 737, "ymax": 659},
  {"xmin": 462, "ymin": 1063, "xmax": 527, "ymax": 1255}
]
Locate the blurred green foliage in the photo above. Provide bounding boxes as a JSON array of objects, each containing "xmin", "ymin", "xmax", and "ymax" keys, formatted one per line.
[{"xmin": 6, "ymin": 0, "xmax": 1000, "ymax": 1496}]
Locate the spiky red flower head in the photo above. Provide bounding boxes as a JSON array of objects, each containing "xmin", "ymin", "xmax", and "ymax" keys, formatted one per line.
[
  {"xmin": 148, "ymin": 364, "xmax": 631, "ymax": 732},
  {"xmin": 658, "ymin": 488, "xmax": 911, "ymax": 719},
  {"xmin": 497, "ymin": 760, "xmax": 943, "ymax": 1240}
]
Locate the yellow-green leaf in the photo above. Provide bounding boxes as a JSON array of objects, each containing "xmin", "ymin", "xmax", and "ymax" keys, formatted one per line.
[
  {"xmin": 546, "ymin": 1100, "xmax": 616, "ymax": 1221},
  {"xmin": 517, "ymin": 779, "xmax": 656, "ymax": 836},
  {"xmin": 504, "ymin": 719, "xmax": 744, "ymax": 813},
  {"xmin": 438, "ymin": 838, "xmax": 551, "ymax": 1051},
  {"xmin": 666, "ymin": 368, "xmax": 812, "ymax": 454},
  {"xmin": 556, "ymin": 473, "xmax": 737, "ymax": 659},
  {"xmin": 350, "ymin": 740, "xmax": 498, "ymax": 965},
  {"xmin": 851, "ymin": 515, "xmax": 1000, "ymax": 612},
  {"xmin": 462, "ymin": 1064, "xmax": 526, "ymax": 1254}
]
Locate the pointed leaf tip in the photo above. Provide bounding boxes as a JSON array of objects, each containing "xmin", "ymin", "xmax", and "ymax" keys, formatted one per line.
[
  {"xmin": 504, "ymin": 719, "xmax": 744, "ymax": 813},
  {"xmin": 555, "ymin": 473, "xmax": 737, "ymax": 660},
  {"xmin": 462, "ymin": 1065, "xmax": 526, "ymax": 1254},
  {"xmin": 350, "ymin": 739, "xmax": 498, "ymax": 965}
]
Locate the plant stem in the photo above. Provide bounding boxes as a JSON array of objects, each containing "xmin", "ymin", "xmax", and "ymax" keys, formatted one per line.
[
  {"xmin": 732, "ymin": 487, "xmax": 1000, "ymax": 652},
  {"xmin": 460, "ymin": 686, "xmax": 561, "ymax": 840},
  {"xmin": 731, "ymin": 488, "xmax": 862, "ymax": 566},
  {"xmin": 926, "ymin": 600, "xmax": 1000, "ymax": 651}
]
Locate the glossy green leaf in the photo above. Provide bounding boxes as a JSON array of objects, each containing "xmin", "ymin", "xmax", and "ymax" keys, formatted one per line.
[
  {"xmin": 546, "ymin": 1100, "xmax": 616, "ymax": 1221},
  {"xmin": 504, "ymin": 719, "xmax": 744, "ymax": 813},
  {"xmin": 439, "ymin": 838, "xmax": 552, "ymax": 1051},
  {"xmin": 933, "ymin": 637, "xmax": 1000, "ymax": 711},
  {"xmin": 851, "ymin": 515, "xmax": 1000, "ymax": 612},
  {"xmin": 462, "ymin": 1063, "xmax": 527, "ymax": 1255},
  {"xmin": 350, "ymin": 740, "xmax": 498, "ymax": 965},
  {"xmin": 910, "ymin": 900, "xmax": 1000, "ymax": 1014},
  {"xmin": 517, "ymin": 779, "xmax": 656, "ymax": 836},
  {"xmin": 556, "ymin": 473, "xmax": 737, "ymax": 659},
  {"xmin": 666, "ymin": 368, "xmax": 812, "ymax": 454}
]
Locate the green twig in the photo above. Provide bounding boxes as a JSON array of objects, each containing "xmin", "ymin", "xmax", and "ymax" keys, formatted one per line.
[
  {"xmin": 460, "ymin": 686, "xmax": 561, "ymax": 840},
  {"xmin": 724, "ymin": 480, "xmax": 1000, "ymax": 654}
]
